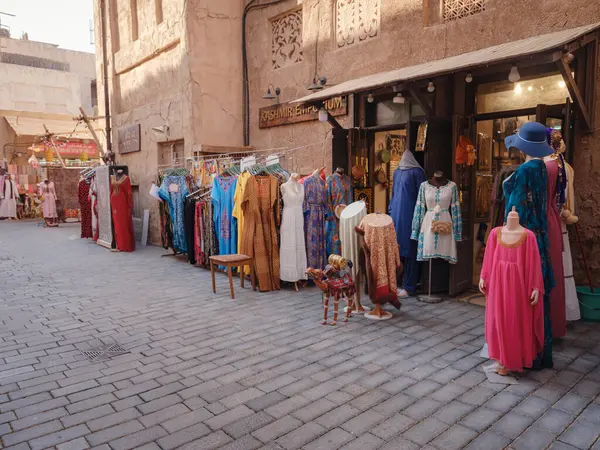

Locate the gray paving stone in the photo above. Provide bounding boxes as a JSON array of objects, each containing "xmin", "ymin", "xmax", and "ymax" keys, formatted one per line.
[
  {"xmin": 2, "ymin": 419, "xmax": 64, "ymax": 447},
  {"xmin": 108, "ymin": 425, "xmax": 168, "ymax": 450},
  {"xmin": 372, "ymin": 392, "xmax": 417, "ymax": 416},
  {"xmin": 161, "ymin": 406, "xmax": 214, "ymax": 433},
  {"xmin": 512, "ymin": 426, "xmax": 557, "ymax": 450},
  {"xmin": 66, "ymin": 393, "xmax": 118, "ymax": 415},
  {"xmin": 136, "ymin": 394, "xmax": 182, "ymax": 415},
  {"xmin": 460, "ymin": 407, "xmax": 504, "ymax": 432},
  {"xmin": 430, "ymin": 424, "xmax": 478, "ymax": 450},
  {"xmin": 341, "ymin": 409, "xmax": 386, "ymax": 435},
  {"xmin": 252, "ymin": 415, "xmax": 302, "ymax": 443},
  {"xmin": 349, "ymin": 389, "xmax": 390, "ymax": 411},
  {"xmin": 156, "ymin": 423, "xmax": 212, "ymax": 450},
  {"xmin": 339, "ymin": 433, "xmax": 384, "ymax": 450},
  {"xmin": 554, "ymin": 393, "xmax": 592, "ymax": 415},
  {"xmin": 246, "ymin": 392, "xmax": 288, "ymax": 412},
  {"xmin": 221, "ymin": 388, "xmax": 265, "ymax": 409},
  {"xmin": 218, "ymin": 434, "xmax": 262, "ymax": 450},
  {"xmin": 85, "ymin": 420, "xmax": 145, "ymax": 447},
  {"xmin": 404, "ymin": 380, "xmax": 442, "ymax": 398},
  {"xmin": 223, "ymin": 411, "xmax": 275, "ymax": 439},
  {"xmin": 484, "ymin": 392, "xmax": 524, "ymax": 413},
  {"xmin": 402, "ymin": 416, "xmax": 449, "ymax": 445},
  {"xmin": 10, "ymin": 407, "xmax": 67, "ymax": 431},
  {"xmin": 403, "ymin": 397, "xmax": 443, "ymax": 421},
  {"xmin": 378, "ymin": 436, "xmax": 420, "ymax": 450},
  {"xmin": 139, "ymin": 403, "xmax": 190, "ymax": 427},
  {"xmin": 463, "ymin": 430, "xmax": 510, "ymax": 450},
  {"xmin": 512, "ymin": 395, "xmax": 552, "ymax": 419},
  {"xmin": 580, "ymin": 403, "xmax": 600, "ymax": 424},
  {"xmin": 459, "ymin": 386, "xmax": 497, "ymax": 406},
  {"xmin": 303, "ymin": 428, "xmax": 354, "ymax": 450},
  {"xmin": 87, "ymin": 407, "xmax": 141, "ymax": 432},
  {"xmin": 29, "ymin": 424, "xmax": 90, "ymax": 450},
  {"xmin": 434, "ymin": 400, "xmax": 476, "ymax": 425},
  {"xmin": 547, "ymin": 442, "xmax": 580, "ymax": 450},
  {"xmin": 56, "ymin": 437, "xmax": 89, "ymax": 450},
  {"xmin": 265, "ymin": 395, "xmax": 311, "ymax": 419},
  {"xmin": 558, "ymin": 419, "xmax": 600, "ymax": 449},
  {"xmin": 276, "ymin": 421, "xmax": 326, "ymax": 450},
  {"xmin": 371, "ymin": 413, "xmax": 415, "ymax": 440},
  {"xmin": 491, "ymin": 411, "xmax": 535, "ymax": 439},
  {"xmin": 572, "ymin": 380, "xmax": 600, "ymax": 398},
  {"xmin": 535, "ymin": 409, "xmax": 577, "ymax": 434}
]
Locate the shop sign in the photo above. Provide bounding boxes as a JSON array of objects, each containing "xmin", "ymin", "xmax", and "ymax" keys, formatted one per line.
[
  {"xmin": 55, "ymin": 142, "xmax": 99, "ymax": 158},
  {"xmin": 118, "ymin": 124, "xmax": 141, "ymax": 154},
  {"xmin": 259, "ymin": 96, "xmax": 348, "ymax": 129}
]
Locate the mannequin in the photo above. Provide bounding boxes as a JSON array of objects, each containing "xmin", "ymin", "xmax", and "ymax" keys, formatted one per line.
[
  {"xmin": 78, "ymin": 175, "xmax": 93, "ymax": 239},
  {"xmin": 479, "ymin": 207, "xmax": 544, "ymax": 376},
  {"xmin": 326, "ymin": 166, "xmax": 353, "ymax": 256},
  {"xmin": 389, "ymin": 150, "xmax": 426, "ymax": 298},
  {"xmin": 280, "ymin": 172, "xmax": 307, "ymax": 285},
  {"xmin": 503, "ymin": 121, "xmax": 555, "ymax": 369},
  {"xmin": 411, "ymin": 169, "xmax": 462, "ymax": 265},
  {"xmin": 39, "ymin": 178, "xmax": 58, "ymax": 227},
  {"xmin": 0, "ymin": 174, "xmax": 17, "ymax": 219}
]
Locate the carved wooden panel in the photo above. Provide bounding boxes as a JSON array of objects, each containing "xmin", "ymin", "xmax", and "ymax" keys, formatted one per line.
[
  {"xmin": 443, "ymin": 0, "xmax": 485, "ymax": 22},
  {"xmin": 336, "ymin": 0, "xmax": 380, "ymax": 48},
  {"xmin": 271, "ymin": 9, "xmax": 303, "ymax": 70}
]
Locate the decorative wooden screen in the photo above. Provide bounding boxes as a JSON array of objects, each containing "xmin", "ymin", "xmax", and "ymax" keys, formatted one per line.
[
  {"xmin": 443, "ymin": 0, "xmax": 485, "ymax": 22},
  {"xmin": 271, "ymin": 8, "xmax": 303, "ymax": 69}
]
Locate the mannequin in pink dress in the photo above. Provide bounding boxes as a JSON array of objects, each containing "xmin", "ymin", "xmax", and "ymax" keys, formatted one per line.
[
  {"xmin": 545, "ymin": 157, "xmax": 566, "ymax": 338},
  {"xmin": 480, "ymin": 208, "xmax": 545, "ymax": 375}
]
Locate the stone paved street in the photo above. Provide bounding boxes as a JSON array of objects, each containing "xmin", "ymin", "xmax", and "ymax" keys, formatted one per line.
[{"xmin": 1, "ymin": 221, "xmax": 600, "ymax": 450}]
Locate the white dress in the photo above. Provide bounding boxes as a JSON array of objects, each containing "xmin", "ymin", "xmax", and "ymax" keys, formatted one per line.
[
  {"xmin": 340, "ymin": 200, "xmax": 367, "ymax": 281},
  {"xmin": 280, "ymin": 181, "xmax": 308, "ymax": 282},
  {"xmin": 411, "ymin": 181, "xmax": 462, "ymax": 263},
  {"xmin": 0, "ymin": 179, "xmax": 17, "ymax": 218},
  {"xmin": 563, "ymin": 163, "xmax": 580, "ymax": 321}
]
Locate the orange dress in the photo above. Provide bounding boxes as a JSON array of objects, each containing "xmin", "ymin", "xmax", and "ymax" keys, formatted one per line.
[{"xmin": 242, "ymin": 175, "xmax": 280, "ymax": 292}]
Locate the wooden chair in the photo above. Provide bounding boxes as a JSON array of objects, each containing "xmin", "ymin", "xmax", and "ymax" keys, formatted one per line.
[{"xmin": 209, "ymin": 254, "xmax": 256, "ymax": 299}]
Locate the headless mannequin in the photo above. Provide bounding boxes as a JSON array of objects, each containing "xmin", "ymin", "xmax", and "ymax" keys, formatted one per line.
[
  {"xmin": 116, "ymin": 169, "xmax": 124, "ymax": 180},
  {"xmin": 479, "ymin": 206, "xmax": 539, "ymax": 376},
  {"xmin": 312, "ymin": 166, "xmax": 325, "ymax": 177},
  {"xmin": 335, "ymin": 167, "xmax": 345, "ymax": 175},
  {"xmin": 281, "ymin": 172, "xmax": 301, "ymax": 196},
  {"xmin": 429, "ymin": 170, "xmax": 448, "ymax": 187}
]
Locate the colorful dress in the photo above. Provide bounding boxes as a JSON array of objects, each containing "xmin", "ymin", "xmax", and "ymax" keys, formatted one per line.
[
  {"xmin": 481, "ymin": 228, "xmax": 545, "ymax": 372},
  {"xmin": 411, "ymin": 181, "xmax": 462, "ymax": 263},
  {"xmin": 303, "ymin": 175, "xmax": 328, "ymax": 270},
  {"xmin": 389, "ymin": 166, "xmax": 426, "ymax": 293},
  {"xmin": 212, "ymin": 175, "xmax": 238, "ymax": 257},
  {"xmin": 158, "ymin": 175, "xmax": 189, "ymax": 253},
  {"xmin": 233, "ymin": 171, "xmax": 251, "ymax": 274},
  {"xmin": 325, "ymin": 172, "xmax": 353, "ymax": 257},
  {"xmin": 280, "ymin": 180, "xmax": 307, "ymax": 282},
  {"xmin": 78, "ymin": 180, "xmax": 93, "ymax": 239},
  {"xmin": 0, "ymin": 178, "xmax": 17, "ymax": 218},
  {"xmin": 546, "ymin": 159, "xmax": 566, "ymax": 337},
  {"xmin": 110, "ymin": 175, "xmax": 135, "ymax": 252},
  {"xmin": 504, "ymin": 159, "xmax": 555, "ymax": 369},
  {"xmin": 242, "ymin": 175, "xmax": 280, "ymax": 291}
]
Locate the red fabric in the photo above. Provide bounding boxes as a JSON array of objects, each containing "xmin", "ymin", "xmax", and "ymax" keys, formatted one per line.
[
  {"xmin": 482, "ymin": 228, "xmax": 545, "ymax": 371},
  {"xmin": 110, "ymin": 175, "xmax": 135, "ymax": 252},
  {"xmin": 546, "ymin": 159, "xmax": 566, "ymax": 338},
  {"xmin": 326, "ymin": 274, "xmax": 356, "ymax": 297},
  {"xmin": 78, "ymin": 180, "xmax": 93, "ymax": 239}
]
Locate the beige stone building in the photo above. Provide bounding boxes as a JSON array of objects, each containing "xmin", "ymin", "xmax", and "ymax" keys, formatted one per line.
[
  {"xmin": 95, "ymin": 0, "xmax": 600, "ymax": 292},
  {"xmin": 0, "ymin": 35, "xmax": 97, "ymax": 159}
]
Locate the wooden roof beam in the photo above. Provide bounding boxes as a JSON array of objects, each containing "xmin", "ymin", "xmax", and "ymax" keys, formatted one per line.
[{"xmin": 557, "ymin": 55, "xmax": 593, "ymax": 133}]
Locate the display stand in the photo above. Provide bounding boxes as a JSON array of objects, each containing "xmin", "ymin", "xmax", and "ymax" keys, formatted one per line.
[{"xmin": 418, "ymin": 259, "xmax": 443, "ymax": 303}]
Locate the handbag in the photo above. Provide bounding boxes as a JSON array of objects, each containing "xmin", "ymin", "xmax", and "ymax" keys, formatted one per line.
[{"xmin": 431, "ymin": 220, "xmax": 452, "ymax": 235}]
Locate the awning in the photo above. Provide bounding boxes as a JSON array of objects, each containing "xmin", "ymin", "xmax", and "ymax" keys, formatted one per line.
[
  {"xmin": 3, "ymin": 114, "xmax": 102, "ymax": 140},
  {"xmin": 294, "ymin": 22, "xmax": 600, "ymax": 104}
]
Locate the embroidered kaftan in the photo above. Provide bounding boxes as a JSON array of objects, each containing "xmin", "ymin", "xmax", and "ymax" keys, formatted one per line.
[
  {"xmin": 303, "ymin": 174, "xmax": 327, "ymax": 270},
  {"xmin": 481, "ymin": 228, "xmax": 545, "ymax": 372},
  {"xmin": 325, "ymin": 172, "xmax": 353, "ymax": 257},
  {"xmin": 411, "ymin": 181, "xmax": 462, "ymax": 263},
  {"xmin": 212, "ymin": 175, "xmax": 238, "ymax": 257},
  {"xmin": 158, "ymin": 175, "xmax": 189, "ymax": 253},
  {"xmin": 504, "ymin": 159, "xmax": 554, "ymax": 369}
]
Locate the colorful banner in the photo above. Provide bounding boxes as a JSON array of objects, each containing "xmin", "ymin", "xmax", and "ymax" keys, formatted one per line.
[{"xmin": 30, "ymin": 142, "xmax": 99, "ymax": 158}]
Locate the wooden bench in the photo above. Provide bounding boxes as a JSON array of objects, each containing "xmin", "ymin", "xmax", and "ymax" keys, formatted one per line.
[{"xmin": 209, "ymin": 254, "xmax": 256, "ymax": 299}]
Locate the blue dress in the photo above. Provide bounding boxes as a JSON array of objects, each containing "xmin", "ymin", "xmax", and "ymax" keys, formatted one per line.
[
  {"xmin": 504, "ymin": 159, "xmax": 555, "ymax": 369},
  {"xmin": 158, "ymin": 176, "xmax": 190, "ymax": 254},
  {"xmin": 212, "ymin": 175, "xmax": 238, "ymax": 257}
]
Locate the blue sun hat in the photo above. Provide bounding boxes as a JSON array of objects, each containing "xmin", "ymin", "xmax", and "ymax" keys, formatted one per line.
[{"xmin": 504, "ymin": 121, "xmax": 553, "ymax": 158}]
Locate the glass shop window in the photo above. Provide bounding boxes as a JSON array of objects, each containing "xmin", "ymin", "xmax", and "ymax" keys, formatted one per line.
[
  {"xmin": 365, "ymin": 96, "xmax": 409, "ymax": 127},
  {"xmin": 476, "ymin": 73, "xmax": 572, "ymax": 114}
]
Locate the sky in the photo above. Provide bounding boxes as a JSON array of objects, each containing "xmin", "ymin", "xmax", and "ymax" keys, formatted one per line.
[{"xmin": 0, "ymin": 0, "xmax": 95, "ymax": 53}]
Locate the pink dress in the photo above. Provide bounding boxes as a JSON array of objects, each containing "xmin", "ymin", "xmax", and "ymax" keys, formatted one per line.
[
  {"xmin": 546, "ymin": 159, "xmax": 566, "ymax": 338},
  {"xmin": 39, "ymin": 181, "xmax": 58, "ymax": 219},
  {"xmin": 482, "ymin": 228, "xmax": 545, "ymax": 372}
]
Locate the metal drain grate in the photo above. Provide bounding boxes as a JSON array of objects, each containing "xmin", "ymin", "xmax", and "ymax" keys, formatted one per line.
[{"xmin": 82, "ymin": 343, "xmax": 128, "ymax": 362}]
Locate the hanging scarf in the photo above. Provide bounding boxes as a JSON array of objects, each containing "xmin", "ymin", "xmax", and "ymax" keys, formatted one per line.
[
  {"xmin": 547, "ymin": 128, "xmax": 567, "ymax": 210},
  {"xmin": 398, "ymin": 150, "xmax": 423, "ymax": 171}
]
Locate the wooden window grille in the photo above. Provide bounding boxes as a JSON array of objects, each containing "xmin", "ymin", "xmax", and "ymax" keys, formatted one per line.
[{"xmin": 443, "ymin": 0, "xmax": 485, "ymax": 22}]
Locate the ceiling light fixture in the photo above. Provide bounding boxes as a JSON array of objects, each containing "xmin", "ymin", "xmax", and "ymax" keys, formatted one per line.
[
  {"xmin": 367, "ymin": 93, "xmax": 374, "ymax": 103},
  {"xmin": 318, "ymin": 107, "xmax": 328, "ymax": 122},
  {"xmin": 465, "ymin": 73, "xmax": 473, "ymax": 83},
  {"xmin": 427, "ymin": 81, "xmax": 435, "ymax": 93},
  {"xmin": 558, "ymin": 80, "xmax": 566, "ymax": 88},
  {"xmin": 508, "ymin": 65, "xmax": 520, "ymax": 83}
]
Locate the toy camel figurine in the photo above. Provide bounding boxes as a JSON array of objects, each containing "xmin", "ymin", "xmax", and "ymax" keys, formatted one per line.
[{"xmin": 306, "ymin": 255, "xmax": 357, "ymax": 326}]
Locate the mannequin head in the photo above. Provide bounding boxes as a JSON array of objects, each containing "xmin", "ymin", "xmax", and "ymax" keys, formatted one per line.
[
  {"xmin": 433, "ymin": 170, "xmax": 444, "ymax": 179},
  {"xmin": 44, "ymin": 178, "xmax": 49, "ymax": 184}
]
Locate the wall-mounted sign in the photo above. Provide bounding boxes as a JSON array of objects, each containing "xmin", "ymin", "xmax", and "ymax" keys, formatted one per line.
[
  {"xmin": 31, "ymin": 142, "xmax": 98, "ymax": 158},
  {"xmin": 259, "ymin": 96, "xmax": 348, "ymax": 129},
  {"xmin": 118, "ymin": 124, "xmax": 141, "ymax": 154}
]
